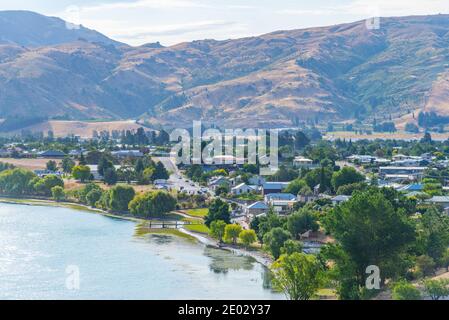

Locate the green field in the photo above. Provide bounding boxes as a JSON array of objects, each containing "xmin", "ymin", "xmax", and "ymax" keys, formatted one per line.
[{"xmin": 184, "ymin": 208, "xmax": 209, "ymax": 218}]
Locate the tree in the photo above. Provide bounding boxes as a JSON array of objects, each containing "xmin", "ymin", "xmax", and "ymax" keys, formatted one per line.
[
  {"xmin": 405, "ymin": 123, "xmax": 420, "ymax": 133},
  {"xmin": 392, "ymin": 280, "xmax": 421, "ymax": 300},
  {"xmin": 285, "ymin": 179, "xmax": 308, "ymax": 195},
  {"xmin": 294, "ymin": 132, "xmax": 310, "ymax": 150},
  {"xmin": 128, "ymin": 191, "xmax": 176, "ymax": 218},
  {"xmin": 271, "ymin": 253, "xmax": 324, "ymax": 300},
  {"xmin": 61, "ymin": 157, "xmax": 75, "ymax": 174},
  {"xmin": 72, "ymin": 165, "xmax": 91, "ymax": 183},
  {"xmin": 51, "ymin": 186, "xmax": 65, "ymax": 202},
  {"xmin": 205, "ymin": 199, "xmax": 230, "ymax": 227},
  {"xmin": 46, "ymin": 160, "xmax": 58, "ymax": 172},
  {"xmin": 224, "ymin": 224, "xmax": 243, "ymax": 245},
  {"xmin": 109, "ymin": 185, "xmax": 135, "ymax": 212},
  {"xmin": 416, "ymin": 207, "xmax": 449, "ymax": 261},
  {"xmin": 415, "ymin": 255, "xmax": 436, "ymax": 277},
  {"xmin": 153, "ymin": 162, "xmax": 169, "ymax": 180},
  {"xmin": 263, "ymin": 227, "xmax": 292, "ymax": 259},
  {"xmin": 104, "ymin": 167, "xmax": 118, "ymax": 186},
  {"xmin": 98, "ymin": 156, "xmax": 114, "ymax": 177},
  {"xmin": 281, "ymin": 240, "xmax": 303, "ymax": 255},
  {"xmin": 324, "ymin": 190, "xmax": 415, "ymax": 293},
  {"xmin": 86, "ymin": 189, "xmax": 103, "ymax": 207},
  {"xmin": 210, "ymin": 220, "xmax": 227, "ymax": 242},
  {"xmin": 287, "ymin": 209, "xmax": 319, "ymax": 239},
  {"xmin": 0, "ymin": 169, "xmax": 37, "ymax": 195},
  {"xmin": 331, "ymin": 167, "xmax": 365, "ymax": 191},
  {"xmin": 423, "ymin": 279, "xmax": 449, "ymax": 300},
  {"xmin": 78, "ymin": 153, "xmax": 87, "ymax": 165},
  {"xmin": 239, "ymin": 229, "xmax": 257, "ymax": 248},
  {"xmin": 33, "ymin": 174, "xmax": 64, "ymax": 196}
]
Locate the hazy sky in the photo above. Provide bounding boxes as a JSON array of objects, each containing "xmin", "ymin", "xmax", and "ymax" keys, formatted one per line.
[{"xmin": 1, "ymin": 0, "xmax": 449, "ymax": 46}]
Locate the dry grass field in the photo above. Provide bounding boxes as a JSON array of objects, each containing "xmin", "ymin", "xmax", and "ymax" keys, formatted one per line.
[
  {"xmin": 1, "ymin": 158, "xmax": 62, "ymax": 170},
  {"xmin": 13, "ymin": 120, "xmax": 143, "ymax": 138},
  {"xmin": 325, "ymin": 131, "xmax": 449, "ymax": 141}
]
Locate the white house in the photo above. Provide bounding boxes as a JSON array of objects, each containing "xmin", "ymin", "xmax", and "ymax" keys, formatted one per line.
[
  {"xmin": 231, "ymin": 183, "xmax": 259, "ymax": 195},
  {"xmin": 245, "ymin": 201, "xmax": 269, "ymax": 217},
  {"xmin": 293, "ymin": 156, "xmax": 314, "ymax": 169},
  {"xmin": 332, "ymin": 195, "xmax": 351, "ymax": 206}
]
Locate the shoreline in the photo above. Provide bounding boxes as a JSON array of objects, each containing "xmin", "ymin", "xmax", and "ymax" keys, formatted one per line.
[{"xmin": 0, "ymin": 196, "xmax": 273, "ymax": 267}]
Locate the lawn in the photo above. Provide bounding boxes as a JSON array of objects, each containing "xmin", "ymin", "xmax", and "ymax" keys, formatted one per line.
[
  {"xmin": 184, "ymin": 208, "xmax": 209, "ymax": 218},
  {"xmin": 182, "ymin": 217, "xmax": 210, "ymax": 234}
]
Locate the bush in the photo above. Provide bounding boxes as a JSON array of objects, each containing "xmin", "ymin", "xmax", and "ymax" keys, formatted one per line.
[
  {"xmin": 72, "ymin": 165, "xmax": 91, "ymax": 183},
  {"xmin": 128, "ymin": 191, "xmax": 176, "ymax": 218},
  {"xmin": 51, "ymin": 186, "xmax": 65, "ymax": 202},
  {"xmin": 109, "ymin": 185, "xmax": 135, "ymax": 212},
  {"xmin": 224, "ymin": 224, "xmax": 243, "ymax": 245},
  {"xmin": 86, "ymin": 189, "xmax": 103, "ymax": 207},
  {"xmin": 210, "ymin": 220, "xmax": 227, "ymax": 242},
  {"xmin": 392, "ymin": 280, "xmax": 421, "ymax": 300},
  {"xmin": 263, "ymin": 228, "xmax": 292, "ymax": 259},
  {"xmin": 239, "ymin": 229, "xmax": 257, "ymax": 247}
]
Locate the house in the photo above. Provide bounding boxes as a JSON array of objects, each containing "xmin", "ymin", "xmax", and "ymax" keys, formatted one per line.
[
  {"xmin": 231, "ymin": 183, "xmax": 259, "ymax": 195},
  {"xmin": 298, "ymin": 190, "xmax": 319, "ymax": 203},
  {"xmin": 208, "ymin": 176, "xmax": 230, "ymax": 191},
  {"xmin": 245, "ymin": 201, "xmax": 269, "ymax": 217},
  {"xmin": 379, "ymin": 166, "xmax": 426, "ymax": 179},
  {"xmin": 87, "ymin": 165, "xmax": 122, "ymax": 180},
  {"xmin": 425, "ymin": 196, "xmax": 449, "ymax": 208},
  {"xmin": 34, "ymin": 170, "xmax": 63, "ymax": 178},
  {"xmin": 111, "ymin": 150, "xmax": 144, "ymax": 159},
  {"xmin": 264, "ymin": 193, "xmax": 298, "ymax": 215},
  {"xmin": 398, "ymin": 184, "xmax": 424, "ymax": 192},
  {"xmin": 248, "ymin": 176, "xmax": 266, "ymax": 186},
  {"xmin": 332, "ymin": 195, "xmax": 351, "ymax": 206},
  {"xmin": 262, "ymin": 182, "xmax": 290, "ymax": 195},
  {"xmin": 38, "ymin": 150, "xmax": 66, "ymax": 158},
  {"xmin": 293, "ymin": 156, "xmax": 315, "ymax": 169},
  {"xmin": 0, "ymin": 149, "xmax": 11, "ymax": 157}
]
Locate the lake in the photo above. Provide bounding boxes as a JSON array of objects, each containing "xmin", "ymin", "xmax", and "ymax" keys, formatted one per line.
[{"xmin": 0, "ymin": 203, "xmax": 283, "ymax": 300}]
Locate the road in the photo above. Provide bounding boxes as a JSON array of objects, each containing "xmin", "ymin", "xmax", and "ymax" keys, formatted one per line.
[{"xmin": 156, "ymin": 157, "xmax": 211, "ymax": 196}]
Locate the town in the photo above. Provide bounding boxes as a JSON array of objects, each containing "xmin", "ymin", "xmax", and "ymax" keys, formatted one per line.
[{"xmin": 1, "ymin": 125, "xmax": 449, "ymax": 300}]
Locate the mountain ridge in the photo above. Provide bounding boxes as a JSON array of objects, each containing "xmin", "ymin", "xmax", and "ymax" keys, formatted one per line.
[{"xmin": 1, "ymin": 11, "xmax": 449, "ymax": 129}]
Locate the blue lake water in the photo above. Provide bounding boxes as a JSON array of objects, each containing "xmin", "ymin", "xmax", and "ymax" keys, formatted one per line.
[{"xmin": 0, "ymin": 203, "xmax": 282, "ymax": 300}]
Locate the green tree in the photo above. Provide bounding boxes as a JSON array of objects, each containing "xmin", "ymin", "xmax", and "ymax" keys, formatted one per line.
[
  {"xmin": 331, "ymin": 167, "xmax": 365, "ymax": 192},
  {"xmin": 285, "ymin": 179, "xmax": 308, "ymax": 195},
  {"xmin": 287, "ymin": 209, "xmax": 319, "ymax": 239},
  {"xmin": 86, "ymin": 189, "xmax": 103, "ymax": 207},
  {"xmin": 239, "ymin": 229, "xmax": 257, "ymax": 248},
  {"xmin": 210, "ymin": 220, "xmax": 227, "ymax": 242},
  {"xmin": 263, "ymin": 227, "xmax": 292, "ymax": 259},
  {"xmin": 392, "ymin": 280, "xmax": 421, "ymax": 300},
  {"xmin": 205, "ymin": 199, "xmax": 230, "ymax": 227},
  {"xmin": 0, "ymin": 169, "xmax": 36, "ymax": 195},
  {"xmin": 104, "ymin": 167, "xmax": 118, "ymax": 186},
  {"xmin": 415, "ymin": 255, "xmax": 436, "ymax": 278},
  {"xmin": 416, "ymin": 207, "xmax": 449, "ymax": 261},
  {"xmin": 224, "ymin": 224, "xmax": 243, "ymax": 245},
  {"xmin": 33, "ymin": 175, "xmax": 64, "ymax": 196},
  {"xmin": 109, "ymin": 185, "xmax": 135, "ymax": 212},
  {"xmin": 423, "ymin": 279, "xmax": 449, "ymax": 300},
  {"xmin": 153, "ymin": 162, "xmax": 169, "ymax": 180},
  {"xmin": 98, "ymin": 156, "xmax": 114, "ymax": 177},
  {"xmin": 61, "ymin": 157, "xmax": 75, "ymax": 174},
  {"xmin": 324, "ymin": 190, "xmax": 415, "ymax": 293},
  {"xmin": 281, "ymin": 240, "xmax": 303, "ymax": 255},
  {"xmin": 128, "ymin": 191, "xmax": 176, "ymax": 218},
  {"xmin": 51, "ymin": 186, "xmax": 65, "ymax": 202},
  {"xmin": 72, "ymin": 165, "xmax": 91, "ymax": 183},
  {"xmin": 271, "ymin": 253, "xmax": 324, "ymax": 300},
  {"xmin": 46, "ymin": 160, "xmax": 58, "ymax": 172}
]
